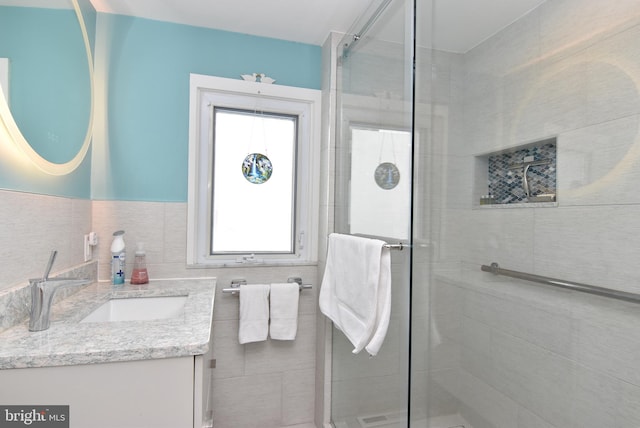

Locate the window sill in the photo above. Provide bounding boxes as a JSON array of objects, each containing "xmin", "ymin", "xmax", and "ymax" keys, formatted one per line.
[{"xmin": 186, "ymin": 260, "xmax": 318, "ymax": 269}]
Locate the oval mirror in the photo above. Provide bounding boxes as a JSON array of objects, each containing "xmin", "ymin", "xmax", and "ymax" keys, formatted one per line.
[{"xmin": 0, "ymin": 0, "xmax": 94, "ymax": 175}]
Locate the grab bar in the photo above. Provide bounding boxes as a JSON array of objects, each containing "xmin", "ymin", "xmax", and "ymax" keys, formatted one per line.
[{"xmin": 481, "ymin": 262, "xmax": 640, "ymax": 304}]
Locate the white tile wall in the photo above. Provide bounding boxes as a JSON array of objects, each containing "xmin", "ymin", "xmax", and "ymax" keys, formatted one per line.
[
  {"xmin": 209, "ymin": 265, "xmax": 318, "ymax": 428},
  {"xmin": 511, "ymin": 57, "xmax": 589, "ymax": 144},
  {"xmin": 557, "ymin": 115, "xmax": 640, "ymax": 206},
  {"xmin": 457, "ymin": 370, "xmax": 519, "ymax": 428},
  {"xmin": 0, "ymin": 190, "xmax": 91, "ymax": 292},
  {"xmin": 516, "ymin": 408, "xmax": 555, "ymax": 428},
  {"xmin": 442, "ymin": 272, "xmax": 640, "ymax": 428},
  {"xmin": 212, "ymin": 373, "xmax": 283, "ymax": 427},
  {"xmin": 439, "ymin": 207, "xmax": 536, "ymax": 273},
  {"xmin": 534, "ymin": 205, "xmax": 640, "ymax": 294},
  {"xmin": 427, "ymin": 0, "xmax": 640, "ymax": 426},
  {"xmin": 572, "ymin": 306, "xmax": 640, "ymax": 387},
  {"xmin": 538, "ymin": 0, "xmax": 640, "ymax": 61},
  {"xmin": 283, "ymin": 369, "xmax": 317, "ymax": 426},
  {"xmin": 585, "ymin": 26, "xmax": 640, "ymax": 125}
]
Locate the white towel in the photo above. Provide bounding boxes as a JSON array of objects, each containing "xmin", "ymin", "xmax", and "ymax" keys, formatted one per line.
[
  {"xmin": 269, "ymin": 282, "xmax": 300, "ymax": 340},
  {"xmin": 238, "ymin": 283, "xmax": 270, "ymax": 344},
  {"xmin": 319, "ymin": 233, "xmax": 392, "ymax": 356}
]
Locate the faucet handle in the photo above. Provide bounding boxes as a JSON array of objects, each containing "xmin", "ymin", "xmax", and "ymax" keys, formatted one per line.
[{"xmin": 42, "ymin": 250, "xmax": 58, "ymax": 281}]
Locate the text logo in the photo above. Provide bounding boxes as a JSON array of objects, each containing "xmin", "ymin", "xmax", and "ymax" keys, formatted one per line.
[{"xmin": 0, "ymin": 406, "xmax": 69, "ymax": 427}]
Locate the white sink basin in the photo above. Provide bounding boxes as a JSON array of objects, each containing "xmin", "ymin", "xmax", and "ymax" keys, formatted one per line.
[{"xmin": 80, "ymin": 296, "xmax": 188, "ymax": 323}]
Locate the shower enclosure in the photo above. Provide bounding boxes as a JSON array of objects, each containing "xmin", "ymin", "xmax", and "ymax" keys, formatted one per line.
[{"xmin": 330, "ymin": 0, "xmax": 640, "ymax": 427}]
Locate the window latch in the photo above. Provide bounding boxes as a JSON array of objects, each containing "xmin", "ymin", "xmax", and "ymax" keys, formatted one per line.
[
  {"xmin": 236, "ymin": 254, "xmax": 263, "ymax": 264},
  {"xmin": 298, "ymin": 231, "xmax": 305, "ymax": 250}
]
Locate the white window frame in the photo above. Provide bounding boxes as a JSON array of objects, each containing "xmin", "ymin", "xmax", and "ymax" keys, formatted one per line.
[{"xmin": 187, "ymin": 74, "xmax": 320, "ymax": 267}]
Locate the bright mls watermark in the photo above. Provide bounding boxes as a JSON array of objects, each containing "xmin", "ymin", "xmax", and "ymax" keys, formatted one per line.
[{"xmin": 0, "ymin": 406, "xmax": 69, "ymax": 427}]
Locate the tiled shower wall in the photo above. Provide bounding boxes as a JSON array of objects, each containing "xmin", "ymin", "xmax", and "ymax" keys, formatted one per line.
[
  {"xmin": 443, "ymin": 0, "xmax": 640, "ymax": 290},
  {"xmin": 428, "ymin": 0, "xmax": 640, "ymax": 426}
]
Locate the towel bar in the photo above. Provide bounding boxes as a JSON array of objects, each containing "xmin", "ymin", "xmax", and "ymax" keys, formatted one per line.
[
  {"xmin": 384, "ymin": 243, "xmax": 406, "ymax": 250},
  {"xmin": 222, "ymin": 277, "xmax": 312, "ymax": 295}
]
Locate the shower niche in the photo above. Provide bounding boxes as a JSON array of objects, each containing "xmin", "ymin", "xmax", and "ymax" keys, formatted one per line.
[{"xmin": 474, "ymin": 137, "xmax": 557, "ymax": 206}]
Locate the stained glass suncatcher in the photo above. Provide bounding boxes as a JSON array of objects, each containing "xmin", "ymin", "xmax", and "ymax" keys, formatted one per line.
[
  {"xmin": 242, "ymin": 153, "xmax": 273, "ymax": 184},
  {"xmin": 374, "ymin": 162, "xmax": 400, "ymax": 190}
]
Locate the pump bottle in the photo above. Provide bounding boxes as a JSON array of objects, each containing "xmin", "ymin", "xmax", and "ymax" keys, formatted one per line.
[
  {"xmin": 111, "ymin": 230, "xmax": 126, "ymax": 286},
  {"xmin": 130, "ymin": 242, "xmax": 149, "ymax": 285}
]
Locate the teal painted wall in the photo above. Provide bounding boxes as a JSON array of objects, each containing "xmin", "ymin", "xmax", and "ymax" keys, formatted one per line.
[
  {"xmin": 94, "ymin": 13, "xmax": 322, "ymax": 202},
  {"xmin": 0, "ymin": 5, "xmax": 95, "ymax": 198}
]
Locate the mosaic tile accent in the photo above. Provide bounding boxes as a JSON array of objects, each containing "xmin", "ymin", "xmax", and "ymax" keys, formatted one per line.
[{"xmin": 487, "ymin": 140, "xmax": 556, "ymax": 204}]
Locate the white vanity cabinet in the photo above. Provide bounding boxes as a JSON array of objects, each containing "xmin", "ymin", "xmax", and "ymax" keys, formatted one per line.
[
  {"xmin": 0, "ymin": 352, "xmax": 214, "ymax": 428},
  {"xmin": 0, "ymin": 279, "xmax": 216, "ymax": 428}
]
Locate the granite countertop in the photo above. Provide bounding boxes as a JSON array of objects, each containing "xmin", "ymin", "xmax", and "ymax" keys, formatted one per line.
[{"xmin": 0, "ymin": 278, "xmax": 216, "ymax": 370}]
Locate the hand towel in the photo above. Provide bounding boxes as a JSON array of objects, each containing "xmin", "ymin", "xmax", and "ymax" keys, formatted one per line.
[
  {"xmin": 238, "ymin": 283, "xmax": 270, "ymax": 344},
  {"xmin": 319, "ymin": 233, "xmax": 392, "ymax": 356},
  {"xmin": 363, "ymin": 248, "xmax": 391, "ymax": 356},
  {"xmin": 269, "ymin": 282, "xmax": 300, "ymax": 340}
]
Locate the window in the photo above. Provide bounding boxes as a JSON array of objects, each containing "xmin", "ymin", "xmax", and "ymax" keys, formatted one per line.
[
  {"xmin": 212, "ymin": 108, "xmax": 297, "ymax": 254},
  {"xmin": 187, "ymin": 74, "xmax": 321, "ymax": 266},
  {"xmin": 349, "ymin": 126, "xmax": 411, "ymax": 240}
]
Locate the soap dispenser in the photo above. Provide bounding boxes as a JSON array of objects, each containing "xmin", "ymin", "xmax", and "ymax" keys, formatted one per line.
[{"xmin": 130, "ymin": 242, "xmax": 149, "ymax": 285}]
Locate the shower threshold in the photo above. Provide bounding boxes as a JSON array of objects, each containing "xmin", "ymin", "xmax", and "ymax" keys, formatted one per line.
[
  {"xmin": 333, "ymin": 412, "xmax": 472, "ymax": 428},
  {"xmin": 357, "ymin": 410, "xmax": 406, "ymax": 427},
  {"xmin": 427, "ymin": 414, "xmax": 471, "ymax": 428}
]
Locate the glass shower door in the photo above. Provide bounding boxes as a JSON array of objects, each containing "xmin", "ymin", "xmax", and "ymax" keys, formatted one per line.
[
  {"xmin": 331, "ymin": 0, "xmax": 415, "ymax": 426},
  {"xmin": 415, "ymin": 1, "xmax": 640, "ymax": 427}
]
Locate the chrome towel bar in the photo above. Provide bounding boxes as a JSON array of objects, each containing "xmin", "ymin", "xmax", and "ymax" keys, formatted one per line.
[
  {"xmin": 384, "ymin": 243, "xmax": 406, "ymax": 250},
  {"xmin": 481, "ymin": 262, "xmax": 640, "ymax": 304},
  {"xmin": 222, "ymin": 277, "xmax": 312, "ymax": 295}
]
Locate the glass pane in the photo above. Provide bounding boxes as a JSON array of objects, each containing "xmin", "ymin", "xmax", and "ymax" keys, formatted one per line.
[
  {"xmin": 332, "ymin": 0, "xmax": 414, "ymax": 426},
  {"xmin": 211, "ymin": 109, "xmax": 296, "ymax": 254},
  {"xmin": 417, "ymin": 1, "xmax": 640, "ymax": 428},
  {"xmin": 350, "ymin": 127, "xmax": 412, "ymax": 240}
]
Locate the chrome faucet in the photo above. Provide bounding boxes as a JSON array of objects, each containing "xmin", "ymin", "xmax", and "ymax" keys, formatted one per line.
[{"xmin": 29, "ymin": 251, "xmax": 91, "ymax": 332}]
